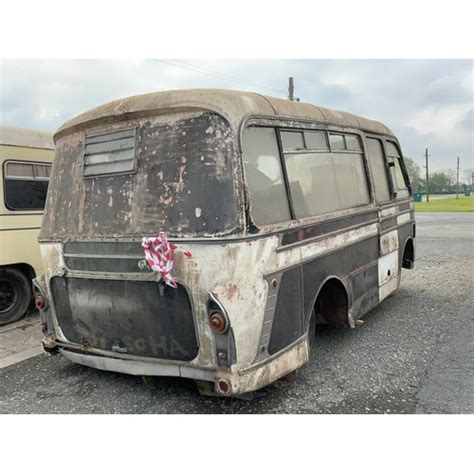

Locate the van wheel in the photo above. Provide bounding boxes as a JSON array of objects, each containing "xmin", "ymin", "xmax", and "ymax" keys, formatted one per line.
[{"xmin": 0, "ymin": 268, "xmax": 31, "ymax": 326}]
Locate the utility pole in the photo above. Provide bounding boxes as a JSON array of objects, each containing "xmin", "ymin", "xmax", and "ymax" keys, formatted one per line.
[
  {"xmin": 288, "ymin": 77, "xmax": 294, "ymax": 101},
  {"xmin": 456, "ymin": 156, "xmax": 460, "ymax": 199},
  {"xmin": 425, "ymin": 148, "xmax": 430, "ymax": 202}
]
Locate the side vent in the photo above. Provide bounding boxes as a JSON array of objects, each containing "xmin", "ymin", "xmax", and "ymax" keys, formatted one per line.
[{"xmin": 83, "ymin": 128, "xmax": 136, "ymax": 177}]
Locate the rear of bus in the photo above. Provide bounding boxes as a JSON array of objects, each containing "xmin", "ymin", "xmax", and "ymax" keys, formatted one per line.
[{"xmin": 36, "ymin": 103, "xmax": 261, "ymax": 394}]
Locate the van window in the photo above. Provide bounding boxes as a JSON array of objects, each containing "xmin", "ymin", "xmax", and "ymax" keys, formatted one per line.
[
  {"xmin": 284, "ymin": 151, "xmax": 369, "ymax": 218},
  {"xmin": 366, "ymin": 138, "xmax": 391, "ymax": 202},
  {"xmin": 242, "ymin": 127, "xmax": 292, "ymax": 226},
  {"xmin": 3, "ymin": 161, "xmax": 51, "ymax": 210},
  {"xmin": 386, "ymin": 141, "xmax": 409, "ymax": 198}
]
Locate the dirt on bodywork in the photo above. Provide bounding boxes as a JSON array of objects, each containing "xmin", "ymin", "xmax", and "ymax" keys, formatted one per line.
[{"xmin": 40, "ymin": 112, "xmax": 243, "ymax": 242}]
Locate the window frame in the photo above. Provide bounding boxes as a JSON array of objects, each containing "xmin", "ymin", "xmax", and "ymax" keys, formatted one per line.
[
  {"xmin": 2, "ymin": 159, "xmax": 52, "ymax": 211},
  {"xmin": 241, "ymin": 118, "xmax": 383, "ymax": 231},
  {"xmin": 241, "ymin": 125, "xmax": 295, "ymax": 227},
  {"xmin": 276, "ymin": 127, "xmax": 374, "ymax": 220},
  {"xmin": 282, "ymin": 131, "xmax": 372, "ymax": 219},
  {"xmin": 384, "ymin": 139, "xmax": 411, "ymax": 199},
  {"xmin": 363, "ymin": 134, "xmax": 395, "ymax": 205}
]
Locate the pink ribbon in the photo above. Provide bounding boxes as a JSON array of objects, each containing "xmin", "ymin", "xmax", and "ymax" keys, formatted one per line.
[{"xmin": 142, "ymin": 232, "xmax": 192, "ymax": 288}]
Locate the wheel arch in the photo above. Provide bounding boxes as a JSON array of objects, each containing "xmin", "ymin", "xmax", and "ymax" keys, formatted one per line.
[
  {"xmin": 1, "ymin": 263, "xmax": 36, "ymax": 282},
  {"xmin": 401, "ymin": 237, "xmax": 415, "ymax": 269},
  {"xmin": 309, "ymin": 275, "xmax": 351, "ymax": 329}
]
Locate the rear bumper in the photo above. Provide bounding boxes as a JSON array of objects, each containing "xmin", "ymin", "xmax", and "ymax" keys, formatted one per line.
[{"xmin": 58, "ymin": 336, "xmax": 309, "ymax": 396}]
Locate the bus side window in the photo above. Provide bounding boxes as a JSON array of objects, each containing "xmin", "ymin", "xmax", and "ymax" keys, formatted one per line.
[
  {"xmin": 3, "ymin": 161, "xmax": 51, "ymax": 211},
  {"xmin": 242, "ymin": 127, "xmax": 292, "ymax": 226},
  {"xmin": 284, "ymin": 136, "xmax": 370, "ymax": 218},
  {"xmin": 365, "ymin": 138, "xmax": 391, "ymax": 203},
  {"xmin": 386, "ymin": 141, "xmax": 409, "ymax": 198}
]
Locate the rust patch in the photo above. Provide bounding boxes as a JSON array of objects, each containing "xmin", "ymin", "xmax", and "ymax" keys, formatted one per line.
[{"xmin": 226, "ymin": 284, "xmax": 238, "ymax": 300}]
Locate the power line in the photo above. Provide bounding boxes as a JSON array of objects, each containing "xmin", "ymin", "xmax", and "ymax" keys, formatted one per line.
[
  {"xmin": 153, "ymin": 59, "xmax": 287, "ymax": 96},
  {"xmin": 159, "ymin": 59, "xmax": 287, "ymax": 95}
]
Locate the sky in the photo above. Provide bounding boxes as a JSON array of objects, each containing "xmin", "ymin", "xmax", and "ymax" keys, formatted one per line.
[{"xmin": 1, "ymin": 59, "xmax": 472, "ymax": 175}]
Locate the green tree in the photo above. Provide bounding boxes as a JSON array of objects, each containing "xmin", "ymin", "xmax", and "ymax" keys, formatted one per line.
[
  {"xmin": 429, "ymin": 172, "xmax": 451, "ymax": 193},
  {"xmin": 403, "ymin": 157, "xmax": 423, "ymax": 192}
]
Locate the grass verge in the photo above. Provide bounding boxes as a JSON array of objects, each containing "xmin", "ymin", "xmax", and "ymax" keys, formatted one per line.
[{"xmin": 415, "ymin": 195, "xmax": 474, "ymax": 212}]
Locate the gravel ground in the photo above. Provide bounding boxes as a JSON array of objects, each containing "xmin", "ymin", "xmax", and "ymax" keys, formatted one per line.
[{"xmin": 0, "ymin": 212, "xmax": 472, "ymax": 414}]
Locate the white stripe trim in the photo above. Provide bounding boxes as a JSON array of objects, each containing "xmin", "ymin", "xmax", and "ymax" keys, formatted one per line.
[
  {"xmin": 381, "ymin": 206, "xmax": 398, "ymax": 217},
  {"xmin": 274, "ymin": 223, "xmax": 379, "ymax": 270},
  {"xmin": 397, "ymin": 212, "xmax": 411, "ymax": 225}
]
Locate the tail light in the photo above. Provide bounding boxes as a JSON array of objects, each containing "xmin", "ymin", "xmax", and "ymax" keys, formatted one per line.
[
  {"xmin": 207, "ymin": 292, "xmax": 236, "ymax": 368},
  {"xmin": 217, "ymin": 379, "xmax": 231, "ymax": 395},
  {"xmin": 209, "ymin": 311, "xmax": 227, "ymax": 332},
  {"xmin": 207, "ymin": 292, "xmax": 230, "ymax": 333},
  {"xmin": 35, "ymin": 294, "xmax": 47, "ymax": 311}
]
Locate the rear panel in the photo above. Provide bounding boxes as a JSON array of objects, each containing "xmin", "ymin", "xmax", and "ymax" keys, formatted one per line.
[
  {"xmin": 51, "ymin": 276, "xmax": 197, "ymax": 360},
  {"xmin": 40, "ymin": 111, "xmax": 243, "ymax": 241}
]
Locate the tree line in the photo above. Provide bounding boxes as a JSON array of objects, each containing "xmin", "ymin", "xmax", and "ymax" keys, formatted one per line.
[{"xmin": 403, "ymin": 157, "xmax": 473, "ymax": 194}]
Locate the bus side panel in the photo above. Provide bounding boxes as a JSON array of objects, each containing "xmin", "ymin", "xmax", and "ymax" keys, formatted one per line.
[
  {"xmin": 301, "ymin": 234, "xmax": 380, "ymax": 325},
  {"xmin": 351, "ymin": 262, "xmax": 379, "ymax": 317},
  {"xmin": 267, "ymin": 266, "xmax": 303, "ymax": 355},
  {"xmin": 0, "ymin": 225, "xmax": 44, "ymax": 276}
]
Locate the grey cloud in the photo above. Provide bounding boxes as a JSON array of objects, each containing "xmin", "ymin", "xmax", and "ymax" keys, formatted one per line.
[
  {"xmin": 457, "ymin": 108, "xmax": 473, "ymax": 131},
  {"xmin": 1, "ymin": 59, "xmax": 472, "ymax": 171}
]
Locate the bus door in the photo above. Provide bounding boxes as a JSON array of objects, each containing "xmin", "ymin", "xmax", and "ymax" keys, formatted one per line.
[{"xmin": 364, "ymin": 136, "xmax": 399, "ymax": 302}]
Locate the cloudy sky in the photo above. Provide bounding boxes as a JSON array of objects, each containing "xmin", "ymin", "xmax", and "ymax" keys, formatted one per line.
[{"xmin": 1, "ymin": 59, "xmax": 472, "ymax": 173}]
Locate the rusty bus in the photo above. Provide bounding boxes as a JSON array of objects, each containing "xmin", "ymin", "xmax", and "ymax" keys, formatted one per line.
[{"xmin": 35, "ymin": 89, "xmax": 415, "ymax": 396}]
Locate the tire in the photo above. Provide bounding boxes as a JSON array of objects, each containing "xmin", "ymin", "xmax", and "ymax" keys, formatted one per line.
[{"xmin": 0, "ymin": 268, "xmax": 31, "ymax": 326}]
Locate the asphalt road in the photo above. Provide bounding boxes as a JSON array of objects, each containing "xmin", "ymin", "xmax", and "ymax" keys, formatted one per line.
[{"xmin": 0, "ymin": 212, "xmax": 472, "ymax": 414}]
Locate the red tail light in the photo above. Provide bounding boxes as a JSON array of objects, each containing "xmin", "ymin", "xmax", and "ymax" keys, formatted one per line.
[
  {"xmin": 209, "ymin": 312, "xmax": 227, "ymax": 332},
  {"xmin": 217, "ymin": 379, "xmax": 231, "ymax": 394},
  {"xmin": 35, "ymin": 294, "xmax": 47, "ymax": 311}
]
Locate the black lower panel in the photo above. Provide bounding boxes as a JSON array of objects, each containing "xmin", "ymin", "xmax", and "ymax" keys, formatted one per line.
[
  {"xmin": 302, "ymin": 235, "xmax": 379, "ymax": 319},
  {"xmin": 268, "ymin": 267, "xmax": 303, "ymax": 355},
  {"xmin": 51, "ymin": 277, "xmax": 198, "ymax": 361},
  {"xmin": 352, "ymin": 264, "xmax": 379, "ymax": 317}
]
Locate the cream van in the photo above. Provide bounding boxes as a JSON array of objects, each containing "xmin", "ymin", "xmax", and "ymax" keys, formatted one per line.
[{"xmin": 0, "ymin": 126, "xmax": 54, "ymax": 325}]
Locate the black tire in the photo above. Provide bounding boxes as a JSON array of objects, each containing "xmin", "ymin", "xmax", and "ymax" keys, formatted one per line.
[{"xmin": 0, "ymin": 268, "xmax": 31, "ymax": 326}]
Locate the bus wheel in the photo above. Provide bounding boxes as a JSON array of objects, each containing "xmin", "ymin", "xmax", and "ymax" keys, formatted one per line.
[{"xmin": 0, "ymin": 268, "xmax": 31, "ymax": 326}]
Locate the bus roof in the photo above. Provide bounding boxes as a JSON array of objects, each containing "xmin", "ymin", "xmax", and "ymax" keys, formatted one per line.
[
  {"xmin": 54, "ymin": 89, "xmax": 395, "ymax": 141},
  {"xmin": 0, "ymin": 125, "xmax": 54, "ymax": 150}
]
